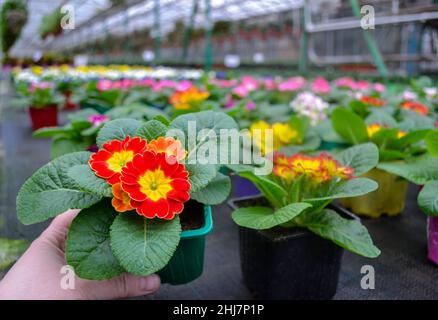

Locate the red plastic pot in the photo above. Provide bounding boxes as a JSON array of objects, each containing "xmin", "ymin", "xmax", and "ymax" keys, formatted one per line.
[
  {"xmin": 63, "ymin": 91, "xmax": 77, "ymax": 110},
  {"xmin": 28, "ymin": 105, "xmax": 58, "ymax": 131}
]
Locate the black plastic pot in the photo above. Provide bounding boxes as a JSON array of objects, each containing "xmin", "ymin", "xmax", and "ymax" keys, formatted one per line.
[{"xmin": 228, "ymin": 195, "xmax": 357, "ymax": 300}]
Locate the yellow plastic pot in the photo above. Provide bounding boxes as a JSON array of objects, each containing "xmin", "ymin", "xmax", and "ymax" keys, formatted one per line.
[{"xmin": 340, "ymin": 168, "xmax": 408, "ymax": 218}]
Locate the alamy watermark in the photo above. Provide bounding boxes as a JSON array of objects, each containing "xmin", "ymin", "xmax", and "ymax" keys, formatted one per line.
[{"xmin": 360, "ymin": 5, "xmax": 375, "ymax": 30}]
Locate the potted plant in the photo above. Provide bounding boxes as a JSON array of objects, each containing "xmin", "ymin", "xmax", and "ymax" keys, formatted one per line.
[
  {"xmin": 231, "ymin": 115, "xmax": 321, "ymax": 198},
  {"xmin": 228, "ymin": 143, "xmax": 381, "ymax": 299},
  {"xmin": 14, "ymin": 80, "xmax": 62, "ymax": 131},
  {"xmin": 328, "ymin": 107, "xmax": 438, "ymax": 217},
  {"xmin": 16, "ymin": 111, "xmax": 235, "ymax": 285},
  {"xmin": 33, "ymin": 109, "xmax": 109, "ymax": 159}
]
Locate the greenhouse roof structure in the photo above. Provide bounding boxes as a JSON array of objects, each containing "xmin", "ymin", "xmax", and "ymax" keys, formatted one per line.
[{"xmin": 3, "ymin": 0, "xmax": 305, "ymax": 56}]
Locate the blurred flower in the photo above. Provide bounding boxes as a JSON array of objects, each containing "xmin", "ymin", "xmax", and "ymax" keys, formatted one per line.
[
  {"xmin": 111, "ymin": 183, "xmax": 134, "ymax": 212},
  {"xmin": 245, "ymin": 101, "xmax": 256, "ymax": 111},
  {"xmin": 249, "ymin": 120, "xmax": 298, "ymax": 155},
  {"xmin": 401, "ymin": 101, "xmax": 429, "ymax": 115},
  {"xmin": 169, "ymin": 86, "xmax": 210, "ymax": 110},
  {"xmin": 278, "ymin": 77, "xmax": 306, "ymax": 92},
  {"xmin": 424, "ymin": 87, "xmax": 437, "ymax": 99},
  {"xmin": 311, "ymin": 77, "xmax": 331, "ymax": 94},
  {"xmin": 402, "ymin": 90, "xmax": 418, "ymax": 101},
  {"xmin": 88, "ymin": 114, "xmax": 109, "ymax": 127},
  {"xmin": 290, "ymin": 92, "xmax": 329, "ymax": 125},
  {"xmin": 360, "ymin": 96, "xmax": 386, "ymax": 107},
  {"xmin": 273, "ymin": 152, "xmax": 353, "ymax": 184},
  {"xmin": 367, "ymin": 123, "xmax": 406, "ymax": 139},
  {"xmin": 96, "ymin": 79, "xmax": 114, "ymax": 91},
  {"xmin": 373, "ymin": 83, "xmax": 385, "ymax": 93}
]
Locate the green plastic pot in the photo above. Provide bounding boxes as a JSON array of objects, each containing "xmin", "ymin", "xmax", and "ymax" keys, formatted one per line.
[{"xmin": 158, "ymin": 205, "xmax": 213, "ymax": 285}]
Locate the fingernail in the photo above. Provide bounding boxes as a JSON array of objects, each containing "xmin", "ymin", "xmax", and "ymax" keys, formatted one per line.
[{"xmin": 140, "ymin": 275, "xmax": 160, "ymax": 292}]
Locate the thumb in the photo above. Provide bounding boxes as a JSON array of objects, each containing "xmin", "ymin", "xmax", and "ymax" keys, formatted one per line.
[{"xmin": 77, "ymin": 273, "xmax": 161, "ymax": 300}]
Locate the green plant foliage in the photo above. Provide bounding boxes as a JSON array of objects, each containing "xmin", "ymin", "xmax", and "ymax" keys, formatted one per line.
[
  {"xmin": 418, "ymin": 180, "xmax": 438, "ymax": 216},
  {"xmin": 331, "ymin": 107, "xmax": 368, "ymax": 144},
  {"xmin": 0, "ymin": 0, "xmax": 28, "ymax": 54}
]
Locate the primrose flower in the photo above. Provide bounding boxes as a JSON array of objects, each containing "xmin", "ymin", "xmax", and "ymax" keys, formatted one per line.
[
  {"xmin": 311, "ymin": 77, "xmax": 331, "ymax": 94},
  {"xmin": 96, "ymin": 79, "xmax": 114, "ymax": 91},
  {"xmin": 334, "ymin": 77, "xmax": 356, "ymax": 89},
  {"xmin": 290, "ymin": 92, "xmax": 329, "ymax": 125},
  {"xmin": 88, "ymin": 114, "xmax": 109, "ymax": 127},
  {"xmin": 401, "ymin": 101, "xmax": 429, "ymax": 115},
  {"xmin": 373, "ymin": 83, "xmax": 385, "ymax": 93},
  {"xmin": 111, "ymin": 183, "xmax": 134, "ymax": 212},
  {"xmin": 424, "ymin": 87, "xmax": 437, "ymax": 99},
  {"xmin": 89, "ymin": 136, "xmax": 147, "ymax": 185},
  {"xmin": 250, "ymin": 121, "xmax": 298, "ymax": 155},
  {"xmin": 360, "ymin": 96, "xmax": 385, "ymax": 107},
  {"xmin": 147, "ymin": 137, "xmax": 186, "ymax": 161},
  {"xmin": 169, "ymin": 86, "xmax": 210, "ymax": 110},
  {"xmin": 278, "ymin": 77, "xmax": 306, "ymax": 92},
  {"xmin": 245, "ymin": 101, "xmax": 256, "ymax": 111},
  {"xmin": 121, "ymin": 151, "xmax": 190, "ymax": 220},
  {"xmin": 273, "ymin": 152, "xmax": 353, "ymax": 184},
  {"xmin": 403, "ymin": 90, "xmax": 418, "ymax": 101},
  {"xmin": 367, "ymin": 124, "xmax": 406, "ymax": 139}
]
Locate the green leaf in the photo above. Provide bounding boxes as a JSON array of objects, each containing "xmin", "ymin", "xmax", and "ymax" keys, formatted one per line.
[
  {"xmin": 16, "ymin": 152, "xmax": 102, "ymax": 225},
  {"xmin": 336, "ymin": 143, "xmax": 379, "ymax": 176},
  {"xmin": 425, "ymin": 130, "xmax": 438, "ymax": 157},
  {"xmin": 68, "ymin": 165, "xmax": 112, "ymax": 197},
  {"xmin": 331, "ymin": 107, "xmax": 368, "ymax": 144},
  {"xmin": 51, "ymin": 137, "xmax": 91, "ymax": 159},
  {"xmin": 393, "ymin": 129, "xmax": 430, "ymax": 150},
  {"xmin": 306, "ymin": 178, "xmax": 378, "ymax": 202},
  {"xmin": 96, "ymin": 118, "xmax": 141, "ymax": 148},
  {"xmin": 170, "ymin": 110, "xmax": 238, "ymax": 161},
  {"xmin": 365, "ymin": 110, "xmax": 397, "ymax": 127},
  {"xmin": 110, "ymin": 215, "xmax": 181, "ymax": 276},
  {"xmin": 0, "ymin": 238, "xmax": 29, "ymax": 270},
  {"xmin": 186, "ymin": 164, "xmax": 217, "ymax": 193},
  {"xmin": 302, "ymin": 209, "xmax": 381, "ymax": 258},
  {"xmin": 377, "ymin": 154, "xmax": 438, "ymax": 184},
  {"xmin": 418, "ymin": 180, "xmax": 438, "ymax": 216},
  {"xmin": 153, "ymin": 115, "xmax": 170, "ymax": 126},
  {"xmin": 136, "ymin": 120, "xmax": 168, "ymax": 141},
  {"xmin": 190, "ymin": 173, "xmax": 231, "ymax": 205},
  {"xmin": 238, "ymin": 171, "xmax": 288, "ymax": 208},
  {"xmin": 66, "ymin": 201, "xmax": 124, "ymax": 280},
  {"xmin": 33, "ymin": 126, "xmax": 70, "ymax": 138},
  {"xmin": 232, "ymin": 202, "xmax": 311, "ymax": 230}
]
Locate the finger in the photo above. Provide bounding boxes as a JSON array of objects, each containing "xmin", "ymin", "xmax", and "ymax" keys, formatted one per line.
[
  {"xmin": 78, "ymin": 274, "xmax": 161, "ymax": 300},
  {"xmin": 40, "ymin": 210, "xmax": 80, "ymax": 247}
]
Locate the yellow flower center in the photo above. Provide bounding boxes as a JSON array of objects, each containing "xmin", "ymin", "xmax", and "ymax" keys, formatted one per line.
[
  {"xmin": 138, "ymin": 169, "xmax": 172, "ymax": 202},
  {"xmin": 107, "ymin": 150, "xmax": 134, "ymax": 173}
]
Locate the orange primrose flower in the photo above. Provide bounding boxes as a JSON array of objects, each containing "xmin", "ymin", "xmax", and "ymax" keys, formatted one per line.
[
  {"xmin": 111, "ymin": 183, "xmax": 134, "ymax": 212},
  {"xmin": 367, "ymin": 123, "xmax": 406, "ymax": 139},
  {"xmin": 89, "ymin": 136, "xmax": 147, "ymax": 185},
  {"xmin": 169, "ymin": 87, "xmax": 210, "ymax": 110},
  {"xmin": 147, "ymin": 137, "xmax": 186, "ymax": 161},
  {"xmin": 273, "ymin": 152, "xmax": 353, "ymax": 184},
  {"xmin": 360, "ymin": 96, "xmax": 385, "ymax": 107},
  {"xmin": 121, "ymin": 151, "xmax": 191, "ymax": 220},
  {"xmin": 401, "ymin": 101, "xmax": 429, "ymax": 115}
]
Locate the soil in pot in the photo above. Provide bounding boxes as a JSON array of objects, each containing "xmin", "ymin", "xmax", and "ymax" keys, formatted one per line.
[
  {"xmin": 229, "ymin": 196, "xmax": 353, "ymax": 300},
  {"xmin": 340, "ymin": 168, "xmax": 408, "ymax": 218},
  {"xmin": 157, "ymin": 201, "xmax": 212, "ymax": 285},
  {"xmin": 29, "ymin": 105, "xmax": 58, "ymax": 131}
]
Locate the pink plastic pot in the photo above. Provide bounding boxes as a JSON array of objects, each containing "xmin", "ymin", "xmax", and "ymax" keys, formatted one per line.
[{"xmin": 29, "ymin": 105, "xmax": 58, "ymax": 131}]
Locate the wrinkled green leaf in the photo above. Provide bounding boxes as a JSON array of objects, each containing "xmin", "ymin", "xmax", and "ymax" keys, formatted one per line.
[
  {"xmin": 96, "ymin": 118, "xmax": 141, "ymax": 148},
  {"xmin": 110, "ymin": 215, "xmax": 181, "ymax": 276},
  {"xmin": 232, "ymin": 202, "xmax": 311, "ymax": 230},
  {"xmin": 190, "ymin": 173, "xmax": 231, "ymax": 205},
  {"xmin": 336, "ymin": 143, "xmax": 379, "ymax": 176},
  {"xmin": 66, "ymin": 201, "xmax": 124, "ymax": 280},
  {"xmin": 16, "ymin": 152, "xmax": 102, "ymax": 225},
  {"xmin": 68, "ymin": 165, "xmax": 112, "ymax": 197},
  {"xmin": 302, "ymin": 209, "xmax": 381, "ymax": 258},
  {"xmin": 136, "ymin": 120, "xmax": 168, "ymax": 141},
  {"xmin": 418, "ymin": 180, "xmax": 438, "ymax": 216}
]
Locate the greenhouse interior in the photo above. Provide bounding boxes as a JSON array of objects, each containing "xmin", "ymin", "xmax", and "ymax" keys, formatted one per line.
[{"xmin": 0, "ymin": 0, "xmax": 438, "ymax": 302}]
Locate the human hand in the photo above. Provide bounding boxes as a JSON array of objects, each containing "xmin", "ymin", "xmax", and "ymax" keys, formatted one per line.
[{"xmin": 0, "ymin": 210, "xmax": 160, "ymax": 300}]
